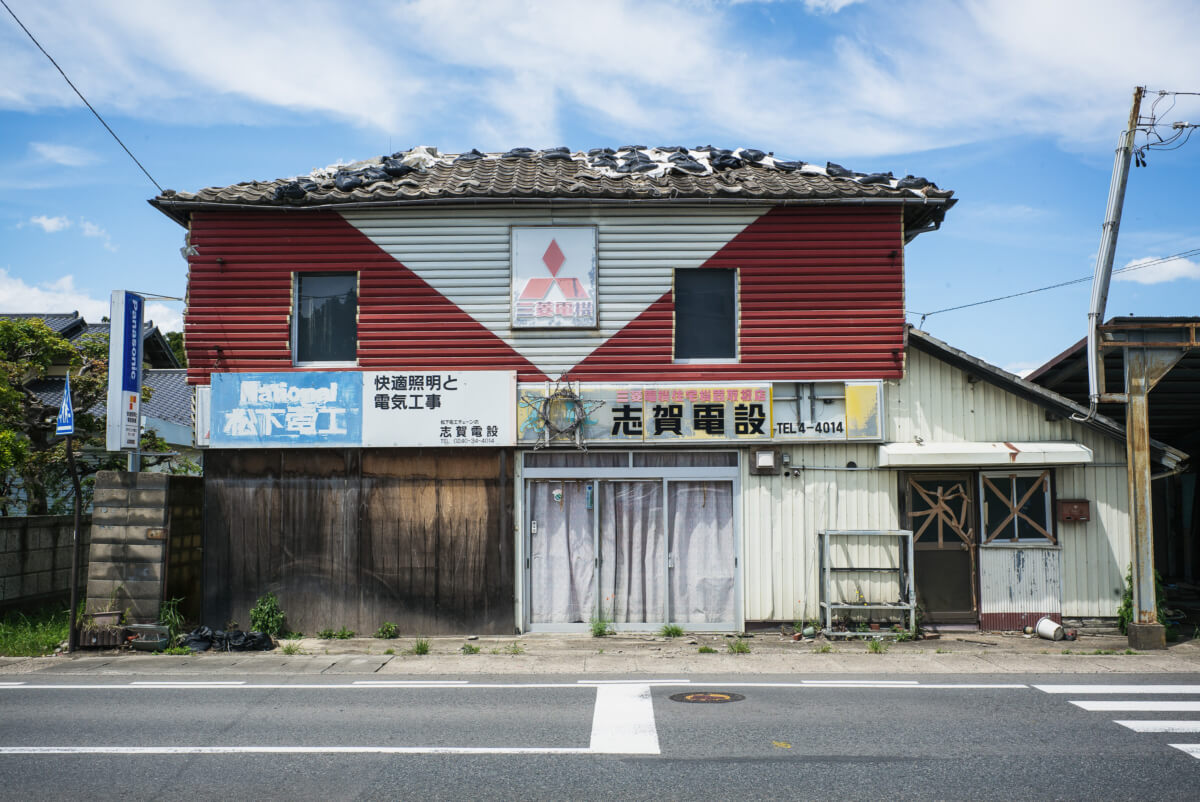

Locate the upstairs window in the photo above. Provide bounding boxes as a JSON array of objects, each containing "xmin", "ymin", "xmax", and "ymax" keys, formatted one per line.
[
  {"xmin": 294, "ymin": 273, "xmax": 357, "ymax": 365},
  {"xmin": 674, "ymin": 268, "xmax": 737, "ymax": 361}
]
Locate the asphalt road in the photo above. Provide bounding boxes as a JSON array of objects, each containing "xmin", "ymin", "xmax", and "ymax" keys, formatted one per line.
[{"xmin": 1, "ymin": 673, "xmax": 1198, "ymax": 801}]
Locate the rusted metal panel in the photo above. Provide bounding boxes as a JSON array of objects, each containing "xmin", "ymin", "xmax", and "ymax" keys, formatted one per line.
[
  {"xmin": 979, "ymin": 546, "xmax": 1061, "ymax": 627},
  {"xmin": 202, "ymin": 447, "xmax": 514, "ymax": 635}
]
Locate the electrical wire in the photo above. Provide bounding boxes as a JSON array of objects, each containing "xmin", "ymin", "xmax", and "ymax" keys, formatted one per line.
[
  {"xmin": 909, "ymin": 248, "xmax": 1200, "ymax": 322},
  {"xmin": 1, "ymin": 0, "xmax": 163, "ymax": 193}
]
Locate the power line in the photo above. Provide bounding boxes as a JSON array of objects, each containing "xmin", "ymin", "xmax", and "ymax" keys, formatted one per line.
[
  {"xmin": 909, "ymin": 248, "xmax": 1200, "ymax": 323},
  {"xmin": 2, "ymin": 0, "xmax": 163, "ymax": 193}
]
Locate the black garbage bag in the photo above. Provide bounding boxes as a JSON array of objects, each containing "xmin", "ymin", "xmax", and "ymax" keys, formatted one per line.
[
  {"xmin": 587, "ymin": 147, "xmax": 615, "ymax": 157},
  {"xmin": 539, "ymin": 147, "xmax": 572, "ymax": 160},
  {"xmin": 360, "ymin": 166, "xmax": 388, "ymax": 184},
  {"xmin": 181, "ymin": 626, "xmax": 215, "ymax": 652},
  {"xmin": 858, "ymin": 172, "xmax": 894, "ymax": 185},
  {"xmin": 738, "ymin": 148, "xmax": 767, "ymax": 164},
  {"xmin": 710, "ymin": 153, "xmax": 744, "ymax": 170},
  {"xmin": 335, "ymin": 171, "xmax": 363, "ymax": 191},
  {"xmin": 773, "ymin": 160, "xmax": 805, "ymax": 172},
  {"xmin": 180, "ymin": 626, "xmax": 274, "ymax": 652},
  {"xmin": 825, "ymin": 162, "xmax": 858, "ymax": 178},
  {"xmin": 897, "ymin": 174, "xmax": 932, "ymax": 190},
  {"xmin": 453, "ymin": 149, "xmax": 486, "ymax": 164},
  {"xmin": 503, "ymin": 147, "xmax": 535, "ymax": 159},
  {"xmin": 383, "ymin": 158, "xmax": 416, "ymax": 176}
]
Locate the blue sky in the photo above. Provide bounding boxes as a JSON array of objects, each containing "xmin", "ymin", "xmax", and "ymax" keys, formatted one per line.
[{"xmin": 2, "ymin": 0, "xmax": 1197, "ymax": 375}]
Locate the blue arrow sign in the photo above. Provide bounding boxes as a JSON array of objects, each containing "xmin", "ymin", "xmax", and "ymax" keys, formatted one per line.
[{"xmin": 56, "ymin": 373, "xmax": 75, "ymax": 436}]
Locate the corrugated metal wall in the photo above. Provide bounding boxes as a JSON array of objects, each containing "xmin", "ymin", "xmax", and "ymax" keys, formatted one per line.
[
  {"xmin": 741, "ymin": 346, "xmax": 1130, "ymax": 621},
  {"xmin": 979, "ymin": 547, "xmax": 1062, "ymax": 630},
  {"xmin": 186, "ymin": 204, "xmax": 905, "ymax": 385}
]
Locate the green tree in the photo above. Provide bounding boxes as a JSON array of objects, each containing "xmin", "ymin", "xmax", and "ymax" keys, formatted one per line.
[
  {"xmin": 0, "ymin": 318, "xmax": 179, "ymax": 515},
  {"xmin": 165, "ymin": 331, "xmax": 187, "ymax": 368}
]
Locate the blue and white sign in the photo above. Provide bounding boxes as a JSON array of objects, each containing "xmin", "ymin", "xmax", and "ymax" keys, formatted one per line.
[
  {"xmin": 105, "ymin": 290, "xmax": 144, "ymax": 451},
  {"xmin": 56, "ymin": 373, "xmax": 75, "ymax": 436},
  {"xmin": 207, "ymin": 370, "xmax": 516, "ymax": 448}
]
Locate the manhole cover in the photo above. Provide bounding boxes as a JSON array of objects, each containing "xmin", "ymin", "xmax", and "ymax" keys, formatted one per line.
[{"xmin": 669, "ymin": 691, "xmax": 745, "ymax": 704}]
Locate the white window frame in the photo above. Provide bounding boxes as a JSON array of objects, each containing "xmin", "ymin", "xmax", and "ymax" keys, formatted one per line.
[
  {"xmin": 979, "ymin": 469, "xmax": 1056, "ymax": 545},
  {"xmin": 672, "ymin": 267, "xmax": 739, "ymax": 364},
  {"xmin": 292, "ymin": 271, "xmax": 359, "ymax": 367}
]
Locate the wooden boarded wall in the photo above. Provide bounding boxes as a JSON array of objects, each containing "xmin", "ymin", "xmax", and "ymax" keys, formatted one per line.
[{"xmin": 203, "ymin": 448, "xmax": 513, "ymax": 635}]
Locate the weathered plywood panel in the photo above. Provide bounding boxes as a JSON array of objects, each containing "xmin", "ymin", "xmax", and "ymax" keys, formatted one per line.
[{"xmin": 203, "ymin": 448, "xmax": 514, "ymax": 635}]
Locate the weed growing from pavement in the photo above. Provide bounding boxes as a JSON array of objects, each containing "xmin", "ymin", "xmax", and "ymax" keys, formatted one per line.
[
  {"xmin": 0, "ymin": 607, "xmax": 69, "ymax": 656},
  {"xmin": 698, "ymin": 645, "xmax": 717, "ymax": 654},
  {"xmin": 660, "ymin": 624, "xmax": 684, "ymax": 638},
  {"xmin": 334, "ymin": 626, "xmax": 355, "ymax": 639},
  {"xmin": 505, "ymin": 642, "xmax": 525, "ymax": 655},
  {"xmin": 374, "ymin": 622, "xmax": 399, "ymax": 639},
  {"xmin": 159, "ymin": 645, "xmax": 191, "ymax": 655},
  {"xmin": 1124, "ymin": 648, "xmax": 1140, "ymax": 655},
  {"xmin": 412, "ymin": 638, "xmax": 431, "ymax": 655},
  {"xmin": 590, "ymin": 613, "xmax": 613, "ymax": 638},
  {"xmin": 727, "ymin": 638, "xmax": 751, "ymax": 654},
  {"xmin": 281, "ymin": 642, "xmax": 302, "ymax": 655},
  {"xmin": 936, "ymin": 648, "xmax": 949, "ymax": 654},
  {"xmin": 815, "ymin": 644, "xmax": 833, "ymax": 654},
  {"xmin": 249, "ymin": 592, "xmax": 288, "ymax": 637},
  {"xmin": 317, "ymin": 628, "xmax": 335, "ymax": 639},
  {"xmin": 460, "ymin": 643, "xmax": 480, "ymax": 655},
  {"xmin": 867, "ymin": 638, "xmax": 888, "ymax": 654}
]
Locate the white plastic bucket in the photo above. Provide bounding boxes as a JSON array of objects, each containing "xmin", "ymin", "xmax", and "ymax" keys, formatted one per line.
[{"xmin": 1035, "ymin": 616, "xmax": 1064, "ymax": 641}]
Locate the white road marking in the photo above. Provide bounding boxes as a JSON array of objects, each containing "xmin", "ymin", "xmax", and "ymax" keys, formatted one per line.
[
  {"xmin": 802, "ymin": 680, "xmax": 918, "ymax": 686},
  {"xmin": 0, "ymin": 681, "xmax": 1030, "ymax": 691},
  {"xmin": 589, "ymin": 684, "xmax": 660, "ymax": 755},
  {"xmin": 1169, "ymin": 744, "xmax": 1200, "ymax": 759},
  {"xmin": 352, "ymin": 681, "xmax": 469, "ymax": 686},
  {"xmin": 1071, "ymin": 701, "xmax": 1200, "ymax": 712},
  {"xmin": 0, "ymin": 746, "xmax": 591, "ymax": 756},
  {"xmin": 1037, "ymin": 685, "xmax": 1200, "ymax": 694},
  {"xmin": 580, "ymin": 679, "xmax": 688, "ymax": 684},
  {"xmin": 0, "ymin": 683, "xmax": 23, "ymax": 686},
  {"xmin": 1116, "ymin": 721, "xmax": 1200, "ymax": 732},
  {"xmin": 129, "ymin": 681, "xmax": 246, "ymax": 687}
]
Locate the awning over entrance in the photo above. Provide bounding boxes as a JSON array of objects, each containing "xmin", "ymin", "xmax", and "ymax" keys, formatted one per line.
[{"xmin": 878, "ymin": 441, "xmax": 1093, "ymax": 467}]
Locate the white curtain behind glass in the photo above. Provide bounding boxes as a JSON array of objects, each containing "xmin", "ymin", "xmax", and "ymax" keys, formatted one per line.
[
  {"xmin": 529, "ymin": 481, "xmax": 595, "ymax": 623},
  {"xmin": 599, "ymin": 482, "xmax": 665, "ymax": 623},
  {"xmin": 669, "ymin": 482, "xmax": 735, "ymax": 623}
]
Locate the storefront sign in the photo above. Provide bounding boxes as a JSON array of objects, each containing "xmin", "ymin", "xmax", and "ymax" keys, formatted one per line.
[
  {"xmin": 105, "ymin": 290, "xmax": 144, "ymax": 451},
  {"xmin": 209, "ymin": 370, "xmax": 516, "ymax": 448},
  {"xmin": 517, "ymin": 380, "xmax": 883, "ymax": 445},
  {"xmin": 511, "ymin": 227, "xmax": 597, "ymax": 328}
]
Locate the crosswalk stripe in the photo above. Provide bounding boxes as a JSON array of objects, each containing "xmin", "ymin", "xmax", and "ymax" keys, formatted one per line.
[
  {"xmin": 1116, "ymin": 721, "xmax": 1200, "ymax": 733},
  {"xmin": 1036, "ymin": 685, "xmax": 1200, "ymax": 695},
  {"xmin": 1072, "ymin": 701, "xmax": 1200, "ymax": 712},
  {"xmin": 1169, "ymin": 744, "xmax": 1200, "ymax": 759}
]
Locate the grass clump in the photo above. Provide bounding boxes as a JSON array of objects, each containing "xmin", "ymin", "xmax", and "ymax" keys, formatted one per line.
[
  {"xmin": 316, "ymin": 628, "xmax": 336, "ymax": 639},
  {"xmin": 815, "ymin": 643, "xmax": 833, "ymax": 654},
  {"xmin": 590, "ymin": 614, "xmax": 613, "ymax": 638},
  {"xmin": 867, "ymin": 638, "xmax": 888, "ymax": 654},
  {"xmin": 461, "ymin": 643, "xmax": 480, "ymax": 655},
  {"xmin": 659, "ymin": 624, "xmax": 684, "ymax": 638},
  {"xmin": 504, "ymin": 642, "xmax": 525, "ymax": 655},
  {"xmin": 249, "ymin": 591, "xmax": 287, "ymax": 637},
  {"xmin": 374, "ymin": 622, "xmax": 399, "ymax": 639},
  {"xmin": 334, "ymin": 626, "xmax": 355, "ymax": 639},
  {"xmin": 412, "ymin": 637, "xmax": 431, "ymax": 655},
  {"xmin": 0, "ymin": 607, "xmax": 69, "ymax": 656},
  {"xmin": 698, "ymin": 645, "xmax": 717, "ymax": 654},
  {"xmin": 159, "ymin": 645, "xmax": 191, "ymax": 655},
  {"xmin": 727, "ymin": 638, "xmax": 751, "ymax": 654},
  {"xmin": 281, "ymin": 642, "xmax": 302, "ymax": 655}
]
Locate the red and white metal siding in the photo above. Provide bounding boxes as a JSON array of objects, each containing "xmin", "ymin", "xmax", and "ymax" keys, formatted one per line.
[{"xmin": 184, "ymin": 203, "xmax": 905, "ymax": 385}]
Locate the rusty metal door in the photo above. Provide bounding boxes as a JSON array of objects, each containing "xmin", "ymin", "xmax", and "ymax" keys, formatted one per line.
[{"xmin": 906, "ymin": 474, "xmax": 978, "ymax": 624}]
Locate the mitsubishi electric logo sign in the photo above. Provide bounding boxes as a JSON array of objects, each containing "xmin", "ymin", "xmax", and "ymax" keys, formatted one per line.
[{"xmin": 511, "ymin": 226, "xmax": 597, "ymax": 328}]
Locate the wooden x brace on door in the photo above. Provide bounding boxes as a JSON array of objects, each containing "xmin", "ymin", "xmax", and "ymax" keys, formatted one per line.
[
  {"xmin": 981, "ymin": 470, "xmax": 1055, "ymax": 544},
  {"xmin": 908, "ymin": 479, "xmax": 975, "ymax": 548}
]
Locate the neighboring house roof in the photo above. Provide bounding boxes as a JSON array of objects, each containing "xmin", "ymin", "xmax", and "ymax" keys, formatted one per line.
[
  {"xmin": 1026, "ymin": 316, "xmax": 1200, "ymax": 455},
  {"xmin": 23, "ymin": 369, "xmax": 191, "ymax": 446},
  {"xmin": 150, "ymin": 145, "xmax": 956, "ymax": 239},
  {"xmin": 0, "ymin": 311, "xmax": 180, "ymax": 369},
  {"xmin": 908, "ymin": 326, "xmax": 1188, "ymax": 469}
]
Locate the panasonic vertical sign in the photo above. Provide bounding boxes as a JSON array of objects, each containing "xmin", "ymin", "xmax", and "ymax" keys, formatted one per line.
[{"xmin": 105, "ymin": 290, "xmax": 144, "ymax": 451}]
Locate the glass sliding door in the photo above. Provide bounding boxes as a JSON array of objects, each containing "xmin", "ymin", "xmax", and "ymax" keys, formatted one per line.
[
  {"xmin": 528, "ymin": 480, "xmax": 595, "ymax": 624},
  {"xmin": 598, "ymin": 481, "xmax": 665, "ymax": 624},
  {"xmin": 668, "ymin": 481, "xmax": 735, "ymax": 625}
]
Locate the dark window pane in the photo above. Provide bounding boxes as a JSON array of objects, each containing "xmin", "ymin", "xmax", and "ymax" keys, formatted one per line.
[
  {"xmin": 983, "ymin": 475, "xmax": 1015, "ymax": 540},
  {"xmin": 1015, "ymin": 474, "xmax": 1050, "ymax": 540},
  {"xmin": 297, "ymin": 273, "xmax": 357, "ymax": 363},
  {"xmin": 674, "ymin": 269, "xmax": 735, "ymax": 359}
]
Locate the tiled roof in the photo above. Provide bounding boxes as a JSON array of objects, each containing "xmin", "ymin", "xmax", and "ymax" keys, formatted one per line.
[
  {"xmin": 26, "ymin": 369, "xmax": 191, "ymax": 428},
  {"xmin": 0, "ymin": 312, "xmax": 86, "ymax": 338},
  {"xmin": 151, "ymin": 145, "xmax": 955, "ymax": 232},
  {"xmin": 1, "ymin": 313, "xmax": 180, "ymax": 368}
]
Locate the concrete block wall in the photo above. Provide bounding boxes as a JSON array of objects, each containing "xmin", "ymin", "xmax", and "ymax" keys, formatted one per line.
[
  {"xmin": 0, "ymin": 515, "xmax": 90, "ymax": 609},
  {"xmin": 88, "ymin": 472, "xmax": 172, "ymax": 623}
]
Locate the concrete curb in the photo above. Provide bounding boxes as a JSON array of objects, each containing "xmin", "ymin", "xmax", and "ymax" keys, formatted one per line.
[{"xmin": 5, "ymin": 632, "xmax": 1200, "ymax": 676}]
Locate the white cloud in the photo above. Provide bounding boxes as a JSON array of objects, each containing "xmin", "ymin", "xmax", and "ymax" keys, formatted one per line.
[
  {"xmin": 0, "ymin": 268, "xmax": 109, "ymax": 319},
  {"xmin": 29, "ymin": 215, "xmax": 71, "ymax": 233},
  {"xmin": 1114, "ymin": 255, "xmax": 1200, "ymax": 284},
  {"xmin": 1, "ymin": 1, "xmax": 1197, "ymax": 159},
  {"xmin": 0, "ymin": 269, "xmax": 183, "ymax": 332},
  {"xmin": 79, "ymin": 219, "xmax": 117, "ymax": 252},
  {"xmin": 1003, "ymin": 361, "xmax": 1042, "ymax": 379},
  {"xmin": 30, "ymin": 142, "xmax": 98, "ymax": 166}
]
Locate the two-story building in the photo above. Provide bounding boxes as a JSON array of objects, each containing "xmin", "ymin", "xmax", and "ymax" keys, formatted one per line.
[{"xmin": 154, "ymin": 146, "xmax": 1183, "ymax": 635}]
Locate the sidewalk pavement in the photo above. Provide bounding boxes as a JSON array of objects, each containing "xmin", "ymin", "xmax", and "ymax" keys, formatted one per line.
[{"xmin": 3, "ymin": 630, "xmax": 1200, "ymax": 677}]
